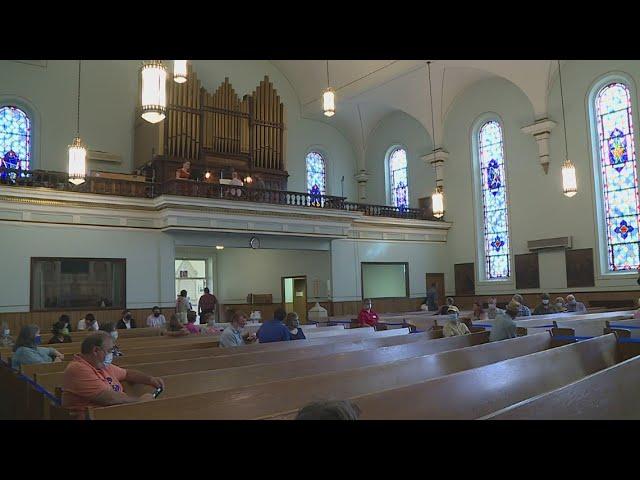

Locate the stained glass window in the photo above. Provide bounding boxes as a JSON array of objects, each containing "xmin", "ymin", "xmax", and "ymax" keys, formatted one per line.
[
  {"xmin": 478, "ymin": 120, "xmax": 510, "ymax": 279},
  {"xmin": 595, "ymin": 82, "xmax": 640, "ymax": 271},
  {"xmin": 389, "ymin": 147, "xmax": 408, "ymax": 209},
  {"xmin": 306, "ymin": 151, "xmax": 326, "ymax": 196},
  {"xmin": 0, "ymin": 106, "xmax": 31, "ymax": 173}
]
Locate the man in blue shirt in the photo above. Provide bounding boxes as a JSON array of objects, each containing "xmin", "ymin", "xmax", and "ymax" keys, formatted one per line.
[{"xmin": 256, "ymin": 307, "xmax": 291, "ymax": 343}]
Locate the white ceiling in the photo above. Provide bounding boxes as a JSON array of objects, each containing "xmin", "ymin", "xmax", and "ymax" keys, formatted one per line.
[{"xmin": 271, "ymin": 60, "xmax": 557, "ymax": 154}]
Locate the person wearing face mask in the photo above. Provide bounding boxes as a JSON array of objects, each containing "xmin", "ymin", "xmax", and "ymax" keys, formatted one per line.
[
  {"xmin": 57, "ymin": 314, "xmax": 72, "ymax": 334},
  {"xmin": 11, "ymin": 324, "xmax": 64, "ymax": 369},
  {"xmin": 48, "ymin": 321, "xmax": 73, "ymax": 344},
  {"xmin": 62, "ymin": 332, "xmax": 164, "ymax": 417},
  {"xmin": 99, "ymin": 323, "xmax": 123, "ymax": 356},
  {"xmin": 442, "ymin": 306, "xmax": 471, "ymax": 337},
  {"xmin": 486, "ymin": 297, "xmax": 504, "ymax": 320},
  {"xmin": 439, "ymin": 297, "xmax": 457, "ymax": 316},
  {"xmin": 146, "ymin": 306, "xmax": 167, "ymax": 328},
  {"xmin": 471, "ymin": 301, "xmax": 487, "ymax": 321},
  {"xmin": 358, "ymin": 299, "xmax": 380, "ymax": 328},
  {"xmin": 565, "ymin": 294, "xmax": 587, "ymax": 313},
  {"xmin": 77, "ymin": 313, "xmax": 99, "ymax": 331},
  {"xmin": 533, "ymin": 293, "xmax": 557, "ymax": 315},
  {"xmin": 116, "ymin": 310, "xmax": 137, "ymax": 329},
  {"xmin": 286, "ymin": 312, "xmax": 306, "ymax": 340},
  {"xmin": 554, "ymin": 297, "xmax": 567, "ymax": 312}
]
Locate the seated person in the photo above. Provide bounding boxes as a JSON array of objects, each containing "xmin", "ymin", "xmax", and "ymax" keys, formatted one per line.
[
  {"xmin": 99, "ymin": 323, "xmax": 123, "ymax": 357},
  {"xmin": 12, "ymin": 325, "xmax": 64, "ymax": 369},
  {"xmin": 176, "ymin": 161, "xmax": 191, "ymax": 179},
  {"xmin": 228, "ymin": 170, "xmax": 244, "ymax": 197},
  {"xmin": 184, "ymin": 311, "xmax": 200, "ymax": 334},
  {"xmin": 442, "ymin": 307, "xmax": 471, "ymax": 337},
  {"xmin": 358, "ymin": 299, "xmax": 379, "ymax": 328},
  {"xmin": 62, "ymin": 332, "xmax": 164, "ymax": 417},
  {"xmin": 77, "ymin": 313, "xmax": 99, "ymax": 331},
  {"xmin": 471, "ymin": 300, "xmax": 487, "ymax": 321},
  {"xmin": 256, "ymin": 307, "xmax": 291, "ymax": 343},
  {"xmin": 634, "ymin": 298, "xmax": 640, "ymax": 320},
  {"xmin": 533, "ymin": 293, "xmax": 557, "ymax": 315},
  {"xmin": 486, "ymin": 297, "xmax": 504, "ymax": 320},
  {"xmin": 286, "ymin": 312, "xmax": 306, "ymax": 340},
  {"xmin": 165, "ymin": 314, "xmax": 189, "ymax": 337},
  {"xmin": 220, "ymin": 311, "xmax": 256, "ymax": 347},
  {"xmin": 439, "ymin": 297, "xmax": 457, "ymax": 315},
  {"xmin": 48, "ymin": 321, "xmax": 72, "ymax": 344},
  {"xmin": 512, "ymin": 294, "xmax": 531, "ymax": 317},
  {"xmin": 555, "ymin": 297, "xmax": 567, "ymax": 313},
  {"xmin": 295, "ymin": 400, "xmax": 361, "ymax": 420},
  {"xmin": 490, "ymin": 300, "xmax": 519, "ymax": 342},
  {"xmin": 565, "ymin": 294, "xmax": 587, "ymax": 313},
  {"xmin": 146, "ymin": 306, "xmax": 166, "ymax": 328},
  {"xmin": 116, "ymin": 310, "xmax": 136, "ymax": 329},
  {"xmin": 253, "ymin": 173, "xmax": 266, "ymax": 190},
  {"xmin": 58, "ymin": 314, "xmax": 72, "ymax": 334},
  {"xmin": 200, "ymin": 313, "xmax": 224, "ymax": 336}
]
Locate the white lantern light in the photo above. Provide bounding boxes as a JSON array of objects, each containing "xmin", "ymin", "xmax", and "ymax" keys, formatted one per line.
[
  {"xmin": 141, "ymin": 61, "xmax": 167, "ymax": 124},
  {"xmin": 68, "ymin": 137, "xmax": 87, "ymax": 185},
  {"xmin": 323, "ymin": 88, "xmax": 335, "ymax": 117},
  {"xmin": 562, "ymin": 159, "xmax": 577, "ymax": 197},
  {"xmin": 432, "ymin": 187, "xmax": 444, "ymax": 218},
  {"xmin": 173, "ymin": 60, "xmax": 187, "ymax": 84}
]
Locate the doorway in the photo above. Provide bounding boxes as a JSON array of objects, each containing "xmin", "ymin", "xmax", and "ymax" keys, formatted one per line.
[
  {"xmin": 425, "ymin": 273, "xmax": 445, "ymax": 311},
  {"xmin": 281, "ymin": 276, "xmax": 308, "ymax": 323}
]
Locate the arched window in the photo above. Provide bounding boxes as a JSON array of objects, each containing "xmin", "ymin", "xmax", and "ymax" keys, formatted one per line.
[
  {"xmin": 306, "ymin": 151, "xmax": 326, "ymax": 195},
  {"xmin": 593, "ymin": 81, "xmax": 640, "ymax": 271},
  {"xmin": 388, "ymin": 147, "xmax": 408, "ymax": 209},
  {"xmin": 477, "ymin": 120, "xmax": 511, "ymax": 279},
  {"xmin": 0, "ymin": 106, "xmax": 31, "ymax": 172}
]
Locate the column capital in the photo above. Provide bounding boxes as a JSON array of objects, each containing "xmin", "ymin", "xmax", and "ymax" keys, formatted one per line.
[
  {"xmin": 354, "ymin": 170, "xmax": 370, "ymax": 183},
  {"xmin": 421, "ymin": 148, "xmax": 449, "ymax": 167},
  {"xmin": 521, "ymin": 119, "xmax": 557, "ymax": 174}
]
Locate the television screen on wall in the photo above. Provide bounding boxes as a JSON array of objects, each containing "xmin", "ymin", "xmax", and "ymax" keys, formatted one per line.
[{"xmin": 361, "ymin": 262, "xmax": 409, "ymax": 299}]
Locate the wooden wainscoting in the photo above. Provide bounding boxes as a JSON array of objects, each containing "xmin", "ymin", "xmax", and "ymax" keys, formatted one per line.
[{"xmin": 453, "ymin": 290, "xmax": 639, "ymax": 310}]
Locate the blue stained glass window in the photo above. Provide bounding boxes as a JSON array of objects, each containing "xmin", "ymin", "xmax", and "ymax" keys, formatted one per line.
[
  {"xmin": 306, "ymin": 151, "xmax": 326, "ymax": 197},
  {"xmin": 595, "ymin": 82, "xmax": 640, "ymax": 271},
  {"xmin": 0, "ymin": 106, "xmax": 31, "ymax": 172},
  {"xmin": 479, "ymin": 121, "xmax": 510, "ymax": 279},
  {"xmin": 389, "ymin": 147, "xmax": 408, "ymax": 209}
]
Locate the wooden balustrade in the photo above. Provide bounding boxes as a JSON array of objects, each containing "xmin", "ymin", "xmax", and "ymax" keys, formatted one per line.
[{"xmin": 0, "ymin": 168, "xmax": 440, "ymax": 221}]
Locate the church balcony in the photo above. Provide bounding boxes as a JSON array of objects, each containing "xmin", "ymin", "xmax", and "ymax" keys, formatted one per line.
[{"xmin": 0, "ymin": 168, "xmax": 451, "ymax": 242}]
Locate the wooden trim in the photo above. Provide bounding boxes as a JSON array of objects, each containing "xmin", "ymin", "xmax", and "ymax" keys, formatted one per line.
[
  {"xmin": 29, "ymin": 257, "xmax": 126, "ymax": 312},
  {"xmin": 360, "ymin": 262, "xmax": 410, "ymax": 300}
]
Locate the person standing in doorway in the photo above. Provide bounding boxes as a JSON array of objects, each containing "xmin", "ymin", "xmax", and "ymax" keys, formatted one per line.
[
  {"xmin": 425, "ymin": 283, "xmax": 438, "ymax": 311},
  {"xmin": 198, "ymin": 287, "xmax": 217, "ymax": 320},
  {"xmin": 175, "ymin": 290, "xmax": 190, "ymax": 324}
]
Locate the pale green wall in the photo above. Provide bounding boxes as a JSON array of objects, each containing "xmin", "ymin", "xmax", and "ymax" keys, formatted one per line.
[
  {"xmin": 0, "ymin": 60, "xmax": 359, "ymax": 200},
  {"xmin": 361, "ymin": 263, "xmax": 408, "ymax": 299},
  {"xmin": 364, "ymin": 110, "xmax": 435, "ymax": 206},
  {"xmin": 442, "ymin": 60, "xmax": 640, "ymax": 295}
]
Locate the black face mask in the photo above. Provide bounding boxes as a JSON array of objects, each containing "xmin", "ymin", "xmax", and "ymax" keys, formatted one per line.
[
  {"xmin": 153, "ymin": 312, "xmax": 160, "ymax": 317},
  {"xmin": 125, "ymin": 314, "xmax": 132, "ymax": 320}
]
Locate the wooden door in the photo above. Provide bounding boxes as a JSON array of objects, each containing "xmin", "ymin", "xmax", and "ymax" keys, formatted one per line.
[
  {"xmin": 281, "ymin": 276, "xmax": 308, "ymax": 323},
  {"xmin": 425, "ymin": 273, "xmax": 445, "ymax": 310}
]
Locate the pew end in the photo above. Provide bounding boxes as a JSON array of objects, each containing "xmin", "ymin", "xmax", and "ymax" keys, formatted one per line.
[{"xmin": 550, "ymin": 327, "xmax": 577, "ymax": 347}]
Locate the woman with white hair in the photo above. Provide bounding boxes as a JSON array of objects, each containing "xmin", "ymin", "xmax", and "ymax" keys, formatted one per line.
[{"xmin": 565, "ymin": 294, "xmax": 587, "ymax": 313}]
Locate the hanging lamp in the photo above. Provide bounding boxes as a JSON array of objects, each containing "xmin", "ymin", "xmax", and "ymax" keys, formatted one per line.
[
  {"xmin": 427, "ymin": 61, "xmax": 444, "ymax": 218},
  {"xmin": 68, "ymin": 60, "xmax": 86, "ymax": 185},
  {"xmin": 322, "ymin": 60, "xmax": 335, "ymax": 117},
  {"xmin": 140, "ymin": 60, "xmax": 167, "ymax": 124},
  {"xmin": 557, "ymin": 60, "xmax": 577, "ymax": 197},
  {"xmin": 173, "ymin": 60, "xmax": 188, "ymax": 84}
]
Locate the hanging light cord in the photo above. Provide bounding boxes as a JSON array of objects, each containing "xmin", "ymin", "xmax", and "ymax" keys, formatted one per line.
[
  {"xmin": 427, "ymin": 61, "xmax": 438, "ymax": 190},
  {"xmin": 76, "ymin": 60, "xmax": 82, "ymax": 137},
  {"xmin": 557, "ymin": 59, "xmax": 569, "ymax": 160},
  {"xmin": 326, "ymin": 60, "xmax": 330, "ymax": 89},
  {"xmin": 357, "ymin": 104, "xmax": 366, "ymax": 156}
]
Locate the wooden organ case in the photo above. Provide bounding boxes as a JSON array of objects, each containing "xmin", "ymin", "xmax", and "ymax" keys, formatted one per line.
[{"xmin": 134, "ymin": 65, "xmax": 288, "ymax": 190}]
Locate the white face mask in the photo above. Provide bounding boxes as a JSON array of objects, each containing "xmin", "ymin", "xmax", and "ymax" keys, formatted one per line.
[
  {"xmin": 3, "ymin": 329, "xmax": 9, "ymax": 336},
  {"xmin": 110, "ymin": 331, "xmax": 119, "ymax": 341},
  {"xmin": 103, "ymin": 352, "xmax": 114, "ymax": 366},
  {"xmin": 542, "ymin": 299, "xmax": 549, "ymax": 305},
  {"xmin": 556, "ymin": 302, "xmax": 563, "ymax": 308},
  {"xmin": 488, "ymin": 303, "xmax": 496, "ymax": 309}
]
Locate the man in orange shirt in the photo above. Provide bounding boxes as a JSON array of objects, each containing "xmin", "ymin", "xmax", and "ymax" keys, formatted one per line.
[
  {"xmin": 62, "ymin": 332, "xmax": 164, "ymax": 417},
  {"xmin": 358, "ymin": 298, "xmax": 379, "ymax": 328}
]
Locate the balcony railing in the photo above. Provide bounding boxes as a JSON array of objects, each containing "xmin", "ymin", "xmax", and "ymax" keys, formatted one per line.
[{"xmin": 0, "ymin": 168, "xmax": 442, "ymax": 221}]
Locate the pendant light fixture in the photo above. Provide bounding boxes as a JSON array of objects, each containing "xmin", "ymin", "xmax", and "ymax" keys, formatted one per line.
[
  {"xmin": 427, "ymin": 61, "xmax": 444, "ymax": 218},
  {"xmin": 140, "ymin": 60, "xmax": 167, "ymax": 124},
  {"xmin": 68, "ymin": 60, "xmax": 86, "ymax": 185},
  {"xmin": 173, "ymin": 60, "xmax": 188, "ymax": 84},
  {"xmin": 557, "ymin": 60, "xmax": 577, "ymax": 197},
  {"xmin": 322, "ymin": 60, "xmax": 335, "ymax": 117}
]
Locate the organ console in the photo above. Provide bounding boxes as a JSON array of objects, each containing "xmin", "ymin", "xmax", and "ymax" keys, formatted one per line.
[{"xmin": 134, "ymin": 64, "xmax": 288, "ymax": 190}]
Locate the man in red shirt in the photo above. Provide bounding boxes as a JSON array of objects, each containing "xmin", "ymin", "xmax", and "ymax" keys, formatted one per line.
[
  {"xmin": 198, "ymin": 287, "xmax": 218, "ymax": 318},
  {"xmin": 358, "ymin": 298, "xmax": 379, "ymax": 328}
]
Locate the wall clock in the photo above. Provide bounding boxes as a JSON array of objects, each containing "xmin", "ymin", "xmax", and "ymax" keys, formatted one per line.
[{"xmin": 249, "ymin": 236, "xmax": 260, "ymax": 249}]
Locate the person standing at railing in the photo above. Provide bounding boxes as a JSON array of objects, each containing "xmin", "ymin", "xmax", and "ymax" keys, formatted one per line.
[
  {"xmin": 176, "ymin": 161, "xmax": 191, "ymax": 179},
  {"xmin": 229, "ymin": 170, "xmax": 244, "ymax": 198}
]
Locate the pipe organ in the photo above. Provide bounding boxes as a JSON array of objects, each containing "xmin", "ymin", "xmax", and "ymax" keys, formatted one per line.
[{"xmin": 134, "ymin": 64, "xmax": 288, "ymax": 189}]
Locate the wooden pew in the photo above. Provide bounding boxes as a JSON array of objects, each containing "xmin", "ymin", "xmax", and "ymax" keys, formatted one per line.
[
  {"xmin": 88, "ymin": 332, "xmax": 553, "ymax": 420},
  {"xmin": 121, "ymin": 331, "xmax": 493, "ymax": 399},
  {"xmin": 34, "ymin": 328, "xmax": 411, "ymax": 395},
  {"xmin": 345, "ymin": 334, "xmax": 619, "ymax": 420},
  {"xmin": 482, "ymin": 354, "xmax": 640, "ymax": 419}
]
